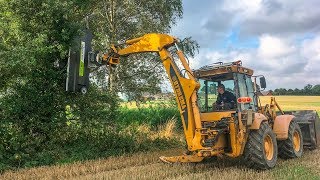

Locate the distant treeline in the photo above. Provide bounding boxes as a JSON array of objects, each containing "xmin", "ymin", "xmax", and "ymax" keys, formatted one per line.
[{"xmin": 272, "ymin": 84, "xmax": 320, "ymax": 96}]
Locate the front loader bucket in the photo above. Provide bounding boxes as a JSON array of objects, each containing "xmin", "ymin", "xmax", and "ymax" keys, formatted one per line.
[{"xmin": 285, "ymin": 110, "xmax": 320, "ymax": 149}]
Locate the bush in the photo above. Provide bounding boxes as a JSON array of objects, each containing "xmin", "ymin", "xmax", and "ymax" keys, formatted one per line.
[
  {"xmin": 0, "ymin": 0, "xmax": 183, "ymax": 172},
  {"xmin": 0, "ymin": 96, "xmax": 182, "ymax": 172}
]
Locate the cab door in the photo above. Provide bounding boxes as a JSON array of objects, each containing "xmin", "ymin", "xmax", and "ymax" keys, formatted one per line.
[{"xmin": 236, "ymin": 73, "xmax": 257, "ymax": 111}]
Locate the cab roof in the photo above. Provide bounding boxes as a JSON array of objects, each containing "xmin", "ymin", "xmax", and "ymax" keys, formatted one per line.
[{"xmin": 193, "ymin": 61, "xmax": 254, "ymax": 79}]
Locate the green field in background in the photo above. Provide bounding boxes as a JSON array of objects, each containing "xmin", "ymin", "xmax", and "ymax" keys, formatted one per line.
[{"xmin": 259, "ymin": 96, "xmax": 320, "ymax": 114}]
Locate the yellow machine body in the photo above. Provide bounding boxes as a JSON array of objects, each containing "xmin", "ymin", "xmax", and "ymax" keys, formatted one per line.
[{"xmin": 101, "ymin": 33, "xmax": 319, "ymax": 168}]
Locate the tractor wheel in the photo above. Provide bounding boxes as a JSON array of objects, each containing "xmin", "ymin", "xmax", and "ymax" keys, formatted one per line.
[
  {"xmin": 244, "ymin": 122, "xmax": 278, "ymax": 169},
  {"xmin": 278, "ymin": 121, "xmax": 303, "ymax": 159}
]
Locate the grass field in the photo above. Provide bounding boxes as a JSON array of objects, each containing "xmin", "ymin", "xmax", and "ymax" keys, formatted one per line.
[
  {"xmin": 1, "ymin": 96, "xmax": 320, "ymax": 179},
  {"xmin": 2, "ymin": 148, "xmax": 320, "ymax": 180},
  {"xmin": 259, "ymin": 96, "xmax": 320, "ymax": 113}
]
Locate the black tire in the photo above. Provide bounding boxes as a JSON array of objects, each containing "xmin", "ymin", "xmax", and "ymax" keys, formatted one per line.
[
  {"xmin": 244, "ymin": 122, "xmax": 278, "ymax": 170},
  {"xmin": 278, "ymin": 121, "xmax": 303, "ymax": 159}
]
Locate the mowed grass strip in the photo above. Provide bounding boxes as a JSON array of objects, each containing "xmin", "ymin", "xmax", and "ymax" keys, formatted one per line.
[
  {"xmin": 2, "ymin": 148, "xmax": 320, "ymax": 180},
  {"xmin": 2, "ymin": 96, "xmax": 320, "ymax": 179}
]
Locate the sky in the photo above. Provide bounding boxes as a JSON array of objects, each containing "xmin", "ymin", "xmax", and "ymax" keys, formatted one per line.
[{"xmin": 170, "ymin": 0, "xmax": 320, "ymax": 90}]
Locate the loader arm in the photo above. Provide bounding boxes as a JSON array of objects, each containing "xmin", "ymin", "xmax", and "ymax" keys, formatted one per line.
[{"xmin": 103, "ymin": 33, "xmax": 204, "ymax": 152}]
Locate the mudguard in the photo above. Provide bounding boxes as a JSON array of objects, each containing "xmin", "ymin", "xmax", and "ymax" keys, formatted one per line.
[
  {"xmin": 249, "ymin": 113, "xmax": 268, "ymax": 130},
  {"xmin": 273, "ymin": 115, "xmax": 295, "ymax": 140}
]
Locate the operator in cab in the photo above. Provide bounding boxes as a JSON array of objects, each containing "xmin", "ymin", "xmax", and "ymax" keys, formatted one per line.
[{"xmin": 213, "ymin": 84, "xmax": 236, "ymax": 110}]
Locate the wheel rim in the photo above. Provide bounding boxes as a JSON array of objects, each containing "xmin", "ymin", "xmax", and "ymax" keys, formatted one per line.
[
  {"xmin": 293, "ymin": 130, "xmax": 301, "ymax": 152},
  {"xmin": 264, "ymin": 134, "xmax": 274, "ymax": 161}
]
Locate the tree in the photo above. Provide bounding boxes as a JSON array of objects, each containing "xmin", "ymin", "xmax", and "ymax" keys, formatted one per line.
[
  {"xmin": 293, "ymin": 88, "xmax": 301, "ymax": 95},
  {"xmin": 0, "ymin": 0, "xmax": 197, "ymax": 170},
  {"xmin": 272, "ymin": 84, "xmax": 320, "ymax": 96},
  {"xmin": 274, "ymin": 88, "xmax": 287, "ymax": 95},
  {"xmin": 287, "ymin": 89, "xmax": 294, "ymax": 95},
  {"xmin": 311, "ymin": 85, "xmax": 320, "ymax": 95},
  {"xmin": 303, "ymin": 84, "xmax": 313, "ymax": 95},
  {"xmin": 0, "ymin": 0, "xmax": 118, "ymax": 170},
  {"xmin": 87, "ymin": 0, "xmax": 198, "ymax": 100}
]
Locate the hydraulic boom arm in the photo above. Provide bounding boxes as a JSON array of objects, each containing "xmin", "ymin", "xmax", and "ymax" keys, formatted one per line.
[{"xmin": 103, "ymin": 34, "xmax": 205, "ymax": 161}]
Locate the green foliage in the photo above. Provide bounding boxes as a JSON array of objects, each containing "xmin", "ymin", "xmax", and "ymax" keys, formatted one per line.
[
  {"xmin": 0, "ymin": 85, "xmax": 119, "ymax": 171},
  {"xmin": 0, "ymin": 0, "xmax": 119, "ymax": 172},
  {"xmin": 0, "ymin": 104, "xmax": 180, "ymax": 172},
  {"xmin": 178, "ymin": 37, "xmax": 200, "ymax": 58},
  {"xmin": 87, "ymin": 0, "xmax": 198, "ymax": 102},
  {"xmin": 273, "ymin": 84, "xmax": 320, "ymax": 95},
  {"xmin": 0, "ymin": 0, "xmax": 185, "ymax": 173},
  {"xmin": 90, "ymin": 0, "xmax": 183, "ymax": 45},
  {"xmin": 117, "ymin": 106, "xmax": 180, "ymax": 127}
]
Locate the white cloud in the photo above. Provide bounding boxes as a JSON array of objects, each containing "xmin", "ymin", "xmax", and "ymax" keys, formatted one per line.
[
  {"xmin": 301, "ymin": 35, "xmax": 320, "ymax": 72},
  {"xmin": 302, "ymin": 36, "xmax": 320, "ymax": 62},
  {"xmin": 257, "ymin": 34, "xmax": 296, "ymax": 59},
  {"xmin": 187, "ymin": 50, "xmax": 223, "ymax": 70},
  {"xmin": 186, "ymin": 33, "xmax": 320, "ymax": 89},
  {"xmin": 239, "ymin": 0, "xmax": 320, "ymax": 36},
  {"xmin": 222, "ymin": 0, "xmax": 263, "ymax": 17},
  {"xmin": 170, "ymin": 0, "xmax": 320, "ymax": 89}
]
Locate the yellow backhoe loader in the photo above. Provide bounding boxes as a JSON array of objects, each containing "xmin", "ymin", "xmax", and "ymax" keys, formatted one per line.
[{"xmin": 67, "ymin": 33, "xmax": 320, "ymax": 169}]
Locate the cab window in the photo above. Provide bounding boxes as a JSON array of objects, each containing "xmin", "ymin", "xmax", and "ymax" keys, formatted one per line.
[
  {"xmin": 197, "ymin": 76, "xmax": 236, "ymax": 112},
  {"xmin": 237, "ymin": 74, "xmax": 257, "ymax": 111}
]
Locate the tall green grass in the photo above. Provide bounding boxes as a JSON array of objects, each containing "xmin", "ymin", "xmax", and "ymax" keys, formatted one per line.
[
  {"xmin": 0, "ymin": 102, "xmax": 181, "ymax": 172},
  {"xmin": 116, "ymin": 106, "xmax": 181, "ymax": 127},
  {"xmin": 54, "ymin": 105, "xmax": 182, "ymax": 166}
]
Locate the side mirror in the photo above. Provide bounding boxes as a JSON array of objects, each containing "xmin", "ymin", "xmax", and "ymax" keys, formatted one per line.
[{"xmin": 260, "ymin": 76, "xmax": 266, "ymax": 89}]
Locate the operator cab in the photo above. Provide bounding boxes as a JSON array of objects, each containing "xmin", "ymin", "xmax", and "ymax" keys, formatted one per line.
[{"xmin": 194, "ymin": 61, "xmax": 261, "ymax": 113}]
